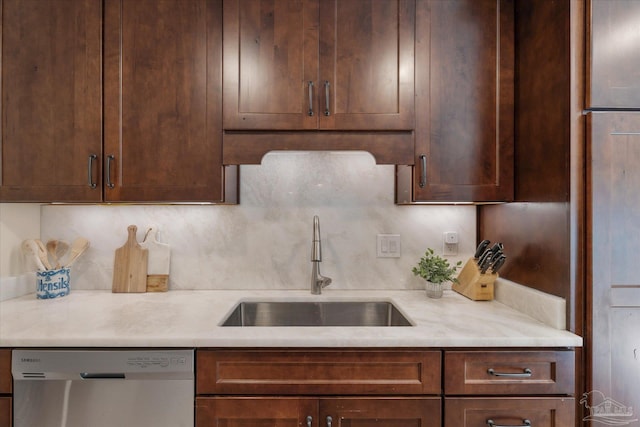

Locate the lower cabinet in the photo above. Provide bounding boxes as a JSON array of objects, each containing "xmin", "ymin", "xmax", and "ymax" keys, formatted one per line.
[
  {"xmin": 0, "ymin": 349, "xmax": 11, "ymax": 427},
  {"xmin": 195, "ymin": 349, "xmax": 576, "ymax": 427},
  {"xmin": 196, "ymin": 397, "xmax": 441, "ymax": 427},
  {"xmin": 445, "ymin": 397, "xmax": 575, "ymax": 427}
]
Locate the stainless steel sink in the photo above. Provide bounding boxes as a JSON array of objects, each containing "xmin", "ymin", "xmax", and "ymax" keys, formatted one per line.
[{"xmin": 220, "ymin": 301, "xmax": 413, "ymax": 327}]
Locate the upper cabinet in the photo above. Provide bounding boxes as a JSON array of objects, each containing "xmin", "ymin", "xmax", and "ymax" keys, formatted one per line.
[
  {"xmin": 588, "ymin": 0, "xmax": 640, "ymax": 108},
  {"xmin": 0, "ymin": 0, "xmax": 232, "ymax": 203},
  {"xmin": 104, "ymin": 0, "xmax": 227, "ymax": 202},
  {"xmin": 223, "ymin": 0, "xmax": 415, "ymax": 131},
  {"xmin": 0, "ymin": 0, "xmax": 103, "ymax": 202},
  {"xmin": 221, "ymin": 0, "xmax": 416, "ymax": 166},
  {"xmin": 397, "ymin": 0, "xmax": 514, "ymax": 203}
]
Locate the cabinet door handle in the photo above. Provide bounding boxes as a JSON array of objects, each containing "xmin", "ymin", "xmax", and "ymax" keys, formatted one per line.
[
  {"xmin": 308, "ymin": 81, "xmax": 314, "ymax": 116},
  {"xmin": 326, "ymin": 416, "xmax": 332, "ymax": 427},
  {"xmin": 419, "ymin": 154, "xmax": 427, "ymax": 188},
  {"xmin": 487, "ymin": 419, "xmax": 531, "ymax": 427},
  {"xmin": 487, "ymin": 368, "xmax": 533, "ymax": 378},
  {"xmin": 106, "ymin": 155, "xmax": 116, "ymax": 189},
  {"xmin": 306, "ymin": 416, "xmax": 313, "ymax": 427},
  {"xmin": 324, "ymin": 81, "xmax": 331, "ymax": 116},
  {"xmin": 87, "ymin": 154, "xmax": 98, "ymax": 189}
]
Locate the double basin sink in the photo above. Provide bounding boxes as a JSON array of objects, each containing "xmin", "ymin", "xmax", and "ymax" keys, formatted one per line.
[{"xmin": 221, "ymin": 300, "xmax": 412, "ymax": 327}]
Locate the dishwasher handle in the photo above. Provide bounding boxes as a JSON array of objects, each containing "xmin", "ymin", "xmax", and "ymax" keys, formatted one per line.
[{"xmin": 80, "ymin": 372, "xmax": 126, "ymax": 379}]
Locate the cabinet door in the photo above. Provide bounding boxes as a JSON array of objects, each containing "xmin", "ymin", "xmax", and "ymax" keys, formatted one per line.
[
  {"xmin": 589, "ymin": 0, "xmax": 640, "ymax": 108},
  {"xmin": 321, "ymin": 398, "xmax": 441, "ymax": 427},
  {"xmin": 223, "ymin": 0, "xmax": 319, "ymax": 130},
  {"xmin": 589, "ymin": 112, "xmax": 640, "ymax": 421},
  {"xmin": 196, "ymin": 397, "xmax": 317, "ymax": 427},
  {"xmin": 0, "ymin": 0, "xmax": 102, "ymax": 202},
  {"xmin": 445, "ymin": 397, "xmax": 574, "ymax": 427},
  {"xmin": 104, "ymin": 0, "xmax": 224, "ymax": 202},
  {"xmin": 411, "ymin": 0, "xmax": 514, "ymax": 202},
  {"xmin": 0, "ymin": 350, "xmax": 9, "ymax": 395},
  {"xmin": 0, "ymin": 398, "xmax": 10, "ymax": 427},
  {"xmin": 318, "ymin": 0, "xmax": 415, "ymax": 130}
]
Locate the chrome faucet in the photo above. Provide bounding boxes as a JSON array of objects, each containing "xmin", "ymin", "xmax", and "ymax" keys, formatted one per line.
[{"xmin": 311, "ymin": 215, "xmax": 332, "ymax": 294}]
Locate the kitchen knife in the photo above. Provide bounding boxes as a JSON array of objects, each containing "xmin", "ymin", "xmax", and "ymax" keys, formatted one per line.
[
  {"xmin": 479, "ymin": 252, "xmax": 494, "ymax": 273},
  {"xmin": 478, "ymin": 249, "xmax": 493, "ymax": 268},
  {"xmin": 489, "ymin": 249, "xmax": 504, "ymax": 265},
  {"xmin": 474, "ymin": 239, "xmax": 491, "ymax": 260},
  {"xmin": 491, "ymin": 255, "xmax": 507, "ymax": 274}
]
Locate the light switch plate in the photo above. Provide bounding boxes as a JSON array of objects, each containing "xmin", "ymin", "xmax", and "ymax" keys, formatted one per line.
[{"xmin": 377, "ymin": 234, "xmax": 401, "ymax": 258}]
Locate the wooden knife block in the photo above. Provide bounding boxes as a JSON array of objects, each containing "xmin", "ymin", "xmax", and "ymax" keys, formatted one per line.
[{"xmin": 452, "ymin": 258, "xmax": 497, "ymax": 301}]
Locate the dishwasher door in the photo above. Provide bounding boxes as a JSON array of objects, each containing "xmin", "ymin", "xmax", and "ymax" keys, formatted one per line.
[{"xmin": 12, "ymin": 349, "xmax": 194, "ymax": 427}]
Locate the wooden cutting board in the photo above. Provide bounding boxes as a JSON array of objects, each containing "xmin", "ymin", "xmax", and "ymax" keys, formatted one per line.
[
  {"xmin": 141, "ymin": 227, "xmax": 170, "ymax": 292},
  {"xmin": 112, "ymin": 225, "xmax": 148, "ymax": 293}
]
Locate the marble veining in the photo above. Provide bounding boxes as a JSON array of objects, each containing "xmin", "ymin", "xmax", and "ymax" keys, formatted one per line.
[{"xmin": 0, "ymin": 289, "xmax": 582, "ymax": 348}]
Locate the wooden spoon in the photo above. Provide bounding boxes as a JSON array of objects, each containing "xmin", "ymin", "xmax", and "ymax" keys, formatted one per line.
[
  {"xmin": 64, "ymin": 237, "xmax": 90, "ymax": 267},
  {"xmin": 22, "ymin": 239, "xmax": 47, "ymax": 271},
  {"xmin": 34, "ymin": 239, "xmax": 52, "ymax": 270},
  {"xmin": 46, "ymin": 240, "xmax": 70, "ymax": 269}
]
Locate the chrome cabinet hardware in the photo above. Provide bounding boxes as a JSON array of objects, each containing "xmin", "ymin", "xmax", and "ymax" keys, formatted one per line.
[
  {"xmin": 88, "ymin": 154, "xmax": 97, "ymax": 188},
  {"xmin": 324, "ymin": 81, "xmax": 331, "ymax": 116},
  {"xmin": 487, "ymin": 419, "xmax": 531, "ymax": 427},
  {"xmin": 487, "ymin": 368, "xmax": 533, "ymax": 378},
  {"xmin": 306, "ymin": 416, "xmax": 313, "ymax": 427},
  {"xmin": 419, "ymin": 154, "xmax": 427, "ymax": 187},
  {"xmin": 106, "ymin": 155, "xmax": 116, "ymax": 189},
  {"xmin": 308, "ymin": 81, "xmax": 314, "ymax": 116},
  {"xmin": 326, "ymin": 416, "xmax": 333, "ymax": 427}
]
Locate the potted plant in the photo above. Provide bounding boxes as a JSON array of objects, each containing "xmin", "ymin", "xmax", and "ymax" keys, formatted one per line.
[{"xmin": 412, "ymin": 248, "xmax": 462, "ymax": 298}]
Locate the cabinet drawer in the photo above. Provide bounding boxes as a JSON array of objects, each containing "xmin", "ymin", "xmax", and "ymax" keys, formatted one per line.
[
  {"xmin": 197, "ymin": 350, "xmax": 441, "ymax": 395},
  {"xmin": 445, "ymin": 397, "xmax": 574, "ymax": 427},
  {"xmin": 0, "ymin": 351, "xmax": 10, "ymax": 394},
  {"xmin": 444, "ymin": 351, "xmax": 574, "ymax": 395}
]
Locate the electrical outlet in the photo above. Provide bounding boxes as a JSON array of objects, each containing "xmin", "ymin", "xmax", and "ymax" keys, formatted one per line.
[
  {"xmin": 377, "ymin": 234, "xmax": 401, "ymax": 258},
  {"xmin": 443, "ymin": 231, "xmax": 458, "ymax": 255}
]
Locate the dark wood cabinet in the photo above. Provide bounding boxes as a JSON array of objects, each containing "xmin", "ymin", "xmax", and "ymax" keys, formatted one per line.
[
  {"xmin": 445, "ymin": 397, "xmax": 575, "ymax": 427},
  {"xmin": 0, "ymin": 350, "xmax": 11, "ymax": 427},
  {"xmin": 397, "ymin": 0, "xmax": 514, "ymax": 203},
  {"xmin": 0, "ymin": 0, "xmax": 103, "ymax": 202},
  {"xmin": 221, "ymin": 0, "xmax": 416, "ymax": 166},
  {"xmin": 197, "ymin": 397, "xmax": 440, "ymax": 427},
  {"xmin": 589, "ymin": 112, "xmax": 640, "ymax": 422},
  {"xmin": 588, "ymin": 0, "xmax": 640, "ymax": 108},
  {"xmin": 104, "ymin": 0, "xmax": 226, "ymax": 202},
  {"xmin": 0, "ymin": 0, "xmax": 232, "ymax": 203},
  {"xmin": 196, "ymin": 350, "xmax": 442, "ymax": 427},
  {"xmin": 222, "ymin": 0, "xmax": 415, "ymax": 131},
  {"xmin": 444, "ymin": 350, "xmax": 575, "ymax": 427}
]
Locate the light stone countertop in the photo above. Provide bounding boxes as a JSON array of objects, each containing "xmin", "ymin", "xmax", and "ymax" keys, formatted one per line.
[{"xmin": 0, "ymin": 289, "xmax": 582, "ymax": 348}]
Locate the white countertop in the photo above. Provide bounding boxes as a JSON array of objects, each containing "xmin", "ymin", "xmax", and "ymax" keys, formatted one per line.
[{"xmin": 0, "ymin": 289, "xmax": 582, "ymax": 348}]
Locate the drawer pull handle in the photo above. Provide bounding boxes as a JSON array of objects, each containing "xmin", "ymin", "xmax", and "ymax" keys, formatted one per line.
[
  {"xmin": 106, "ymin": 155, "xmax": 116, "ymax": 189},
  {"xmin": 306, "ymin": 416, "xmax": 313, "ymax": 427},
  {"xmin": 487, "ymin": 419, "xmax": 531, "ymax": 427},
  {"xmin": 324, "ymin": 81, "xmax": 331, "ymax": 116},
  {"xmin": 419, "ymin": 154, "xmax": 427, "ymax": 187},
  {"xmin": 326, "ymin": 416, "xmax": 333, "ymax": 427},
  {"xmin": 487, "ymin": 367, "xmax": 532, "ymax": 378},
  {"xmin": 308, "ymin": 81, "xmax": 314, "ymax": 116},
  {"xmin": 88, "ymin": 154, "xmax": 98, "ymax": 188}
]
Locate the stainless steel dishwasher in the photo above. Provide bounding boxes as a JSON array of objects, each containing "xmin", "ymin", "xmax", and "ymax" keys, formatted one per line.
[{"xmin": 11, "ymin": 349, "xmax": 194, "ymax": 427}]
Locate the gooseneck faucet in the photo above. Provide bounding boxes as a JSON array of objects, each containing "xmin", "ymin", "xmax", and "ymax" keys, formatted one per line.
[{"xmin": 311, "ymin": 215, "xmax": 332, "ymax": 294}]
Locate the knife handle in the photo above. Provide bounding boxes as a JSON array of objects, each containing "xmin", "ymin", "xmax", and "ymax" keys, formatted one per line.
[{"xmin": 419, "ymin": 155, "xmax": 427, "ymax": 188}]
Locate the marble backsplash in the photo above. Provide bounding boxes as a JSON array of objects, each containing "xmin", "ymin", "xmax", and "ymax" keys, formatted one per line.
[{"xmin": 40, "ymin": 152, "xmax": 476, "ymax": 291}]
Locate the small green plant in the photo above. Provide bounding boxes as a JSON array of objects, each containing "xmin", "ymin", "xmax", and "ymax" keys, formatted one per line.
[{"xmin": 412, "ymin": 248, "xmax": 462, "ymax": 284}]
